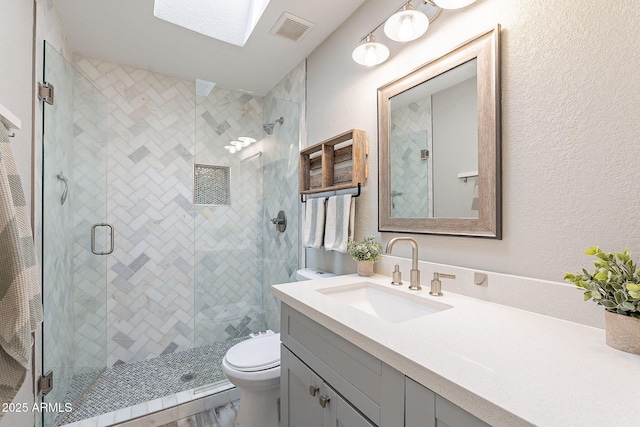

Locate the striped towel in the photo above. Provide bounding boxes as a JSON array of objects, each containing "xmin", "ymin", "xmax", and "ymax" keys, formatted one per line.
[
  {"xmin": 0, "ymin": 125, "xmax": 43, "ymax": 413},
  {"xmin": 324, "ymin": 195, "xmax": 355, "ymax": 253},
  {"xmin": 303, "ymin": 197, "xmax": 326, "ymax": 248}
]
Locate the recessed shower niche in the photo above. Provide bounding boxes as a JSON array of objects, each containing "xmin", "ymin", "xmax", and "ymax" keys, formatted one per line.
[{"xmin": 193, "ymin": 163, "xmax": 231, "ymax": 206}]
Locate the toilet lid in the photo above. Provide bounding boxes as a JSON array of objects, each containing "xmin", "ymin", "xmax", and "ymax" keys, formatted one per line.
[{"xmin": 225, "ymin": 334, "xmax": 281, "ymax": 372}]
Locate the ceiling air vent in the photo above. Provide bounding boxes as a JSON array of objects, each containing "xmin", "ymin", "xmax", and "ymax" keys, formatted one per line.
[{"xmin": 269, "ymin": 12, "xmax": 315, "ymax": 43}]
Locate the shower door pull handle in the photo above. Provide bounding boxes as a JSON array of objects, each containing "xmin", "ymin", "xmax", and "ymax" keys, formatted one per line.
[{"xmin": 91, "ymin": 223, "xmax": 114, "ymax": 255}]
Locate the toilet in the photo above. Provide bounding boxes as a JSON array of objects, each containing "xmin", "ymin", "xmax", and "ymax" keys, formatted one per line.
[{"xmin": 221, "ymin": 268, "xmax": 334, "ymax": 427}]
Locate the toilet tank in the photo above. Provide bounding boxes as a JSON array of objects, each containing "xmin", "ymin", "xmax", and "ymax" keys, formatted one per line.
[{"xmin": 296, "ymin": 268, "xmax": 335, "ymax": 281}]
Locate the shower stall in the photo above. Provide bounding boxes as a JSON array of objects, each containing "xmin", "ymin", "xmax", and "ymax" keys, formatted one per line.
[{"xmin": 40, "ymin": 43, "xmax": 300, "ymax": 426}]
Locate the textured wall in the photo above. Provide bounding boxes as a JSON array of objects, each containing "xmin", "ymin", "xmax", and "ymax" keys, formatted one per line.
[{"xmin": 306, "ymin": 0, "xmax": 640, "ymax": 302}]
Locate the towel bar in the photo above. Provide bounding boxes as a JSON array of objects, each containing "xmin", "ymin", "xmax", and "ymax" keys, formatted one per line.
[{"xmin": 301, "ymin": 182, "xmax": 361, "ymax": 203}]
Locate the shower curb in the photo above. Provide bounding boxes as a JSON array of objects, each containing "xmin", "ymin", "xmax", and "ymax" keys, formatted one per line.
[{"xmin": 60, "ymin": 383, "xmax": 239, "ymax": 427}]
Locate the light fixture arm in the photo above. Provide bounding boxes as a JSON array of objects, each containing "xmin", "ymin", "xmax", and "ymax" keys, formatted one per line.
[{"xmin": 357, "ymin": 0, "xmax": 441, "ymax": 43}]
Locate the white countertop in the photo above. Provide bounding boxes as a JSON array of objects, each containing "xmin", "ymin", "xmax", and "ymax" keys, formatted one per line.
[{"xmin": 272, "ymin": 274, "xmax": 640, "ymax": 427}]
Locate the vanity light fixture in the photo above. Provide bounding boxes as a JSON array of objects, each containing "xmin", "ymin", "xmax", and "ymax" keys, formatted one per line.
[
  {"xmin": 352, "ymin": 0, "xmax": 477, "ymax": 67},
  {"xmin": 384, "ymin": 1, "xmax": 429, "ymax": 42},
  {"xmin": 352, "ymin": 34, "xmax": 390, "ymax": 67}
]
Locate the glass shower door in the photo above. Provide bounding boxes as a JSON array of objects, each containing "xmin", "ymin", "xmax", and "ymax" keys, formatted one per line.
[{"xmin": 41, "ymin": 42, "xmax": 108, "ymax": 426}]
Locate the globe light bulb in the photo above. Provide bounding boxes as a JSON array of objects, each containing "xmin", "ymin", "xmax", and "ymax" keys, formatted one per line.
[
  {"xmin": 397, "ymin": 15, "xmax": 414, "ymax": 42},
  {"xmin": 384, "ymin": 3, "xmax": 429, "ymax": 42},
  {"xmin": 364, "ymin": 46, "xmax": 378, "ymax": 67},
  {"xmin": 352, "ymin": 34, "xmax": 389, "ymax": 66}
]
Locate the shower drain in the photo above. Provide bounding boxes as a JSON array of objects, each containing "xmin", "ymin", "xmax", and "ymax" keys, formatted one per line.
[{"xmin": 180, "ymin": 373, "xmax": 195, "ymax": 382}]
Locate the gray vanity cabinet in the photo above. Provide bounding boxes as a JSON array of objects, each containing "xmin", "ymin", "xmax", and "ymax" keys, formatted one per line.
[
  {"xmin": 282, "ymin": 346, "xmax": 374, "ymax": 427},
  {"xmin": 281, "ymin": 345, "xmax": 323, "ymax": 427},
  {"xmin": 406, "ymin": 378, "xmax": 490, "ymax": 427},
  {"xmin": 280, "ymin": 304, "xmax": 491, "ymax": 427},
  {"xmin": 280, "ymin": 304, "xmax": 405, "ymax": 427}
]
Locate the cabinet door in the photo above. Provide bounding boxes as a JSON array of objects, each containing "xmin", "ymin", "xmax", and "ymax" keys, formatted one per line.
[
  {"xmin": 281, "ymin": 346, "xmax": 323, "ymax": 427},
  {"xmin": 405, "ymin": 377, "xmax": 436, "ymax": 427},
  {"xmin": 322, "ymin": 384, "xmax": 376, "ymax": 427},
  {"xmin": 435, "ymin": 395, "xmax": 490, "ymax": 427}
]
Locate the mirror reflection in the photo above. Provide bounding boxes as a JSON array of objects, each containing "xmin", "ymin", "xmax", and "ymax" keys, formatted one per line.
[{"xmin": 389, "ymin": 59, "xmax": 478, "ymax": 219}]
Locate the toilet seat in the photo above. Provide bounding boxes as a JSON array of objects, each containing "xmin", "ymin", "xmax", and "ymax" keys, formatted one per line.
[{"xmin": 224, "ymin": 333, "xmax": 280, "ymax": 372}]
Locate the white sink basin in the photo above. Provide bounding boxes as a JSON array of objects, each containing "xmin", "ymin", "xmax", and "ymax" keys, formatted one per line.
[{"xmin": 317, "ymin": 281, "xmax": 451, "ymax": 323}]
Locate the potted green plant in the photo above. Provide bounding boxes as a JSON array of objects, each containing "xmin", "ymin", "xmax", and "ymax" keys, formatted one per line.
[
  {"xmin": 347, "ymin": 236, "xmax": 383, "ymax": 277},
  {"xmin": 564, "ymin": 246, "xmax": 640, "ymax": 354}
]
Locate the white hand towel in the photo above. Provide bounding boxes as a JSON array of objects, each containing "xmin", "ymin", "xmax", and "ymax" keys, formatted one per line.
[
  {"xmin": 303, "ymin": 197, "xmax": 326, "ymax": 248},
  {"xmin": 324, "ymin": 195, "xmax": 355, "ymax": 253}
]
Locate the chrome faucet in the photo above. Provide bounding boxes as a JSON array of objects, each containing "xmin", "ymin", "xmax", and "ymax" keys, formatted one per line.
[
  {"xmin": 385, "ymin": 237, "xmax": 421, "ymax": 290},
  {"xmin": 430, "ymin": 272, "xmax": 456, "ymax": 296}
]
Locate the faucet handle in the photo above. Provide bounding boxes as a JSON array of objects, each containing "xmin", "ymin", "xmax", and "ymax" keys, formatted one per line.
[
  {"xmin": 429, "ymin": 272, "xmax": 456, "ymax": 296},
  {"xmin": 391, "ymin": 264, "xmax": 403, "ymax": 286}
]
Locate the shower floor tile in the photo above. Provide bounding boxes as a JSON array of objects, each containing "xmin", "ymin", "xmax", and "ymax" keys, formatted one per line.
[{"xmin": 59, "ymin": 337, "xmax": 247, "ymax": 425}]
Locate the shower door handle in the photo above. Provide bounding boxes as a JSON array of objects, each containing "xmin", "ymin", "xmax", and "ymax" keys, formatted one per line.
[{"xmin": 91, "ymin": 223, "xmax": 114, "ymax": 255}]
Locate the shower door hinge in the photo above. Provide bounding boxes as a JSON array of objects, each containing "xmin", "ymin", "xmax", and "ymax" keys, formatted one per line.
[
  {"xmin": 38, "ymin": 370, "xmax": 53, "ymax": 396},
  {"xmin": 38, "ymin": 82, "xmax": 54, "ymax": 105}
]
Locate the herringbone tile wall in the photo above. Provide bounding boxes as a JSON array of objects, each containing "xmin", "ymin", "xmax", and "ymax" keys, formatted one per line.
[
  {"xmin": 390, "ymin": 98, "xmax": 433, "ymax": 218},
  {"xmin": 261, "ymin": 96, "xmax": 301, "ymax": 332},
  {"xmin": 194, "ymin": 84, "xmax": 265, "ymax": 346},
  {"xmin": 74, "ymin": 56, "xmax": 197, "ymax": 366},
  {"xmin": 70, "ymin": 57, "xmax": 304, "ymax": 366},
  {"xmin": 42, "ymin": 43, "xmax": 75, "ymax": 426},
  {"xmin": 71, "ymin": 66, "xmax": 109, "ymax": 374}
]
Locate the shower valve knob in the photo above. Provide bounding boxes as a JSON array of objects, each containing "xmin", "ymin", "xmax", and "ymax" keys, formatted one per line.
[{"xmin": 270, "ymin": 210, "xmax": 287, "ymax": 232}]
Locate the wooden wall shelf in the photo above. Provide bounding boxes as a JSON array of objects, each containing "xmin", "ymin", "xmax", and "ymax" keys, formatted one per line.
[{"xmin": 299, "ymin": 129, "xmax": 368, "ymax": 195}]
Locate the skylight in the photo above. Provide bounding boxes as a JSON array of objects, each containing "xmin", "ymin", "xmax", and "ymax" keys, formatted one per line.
[{"xmin": 154, "ymin": 0, "xmax": 271, "ymax": 47}]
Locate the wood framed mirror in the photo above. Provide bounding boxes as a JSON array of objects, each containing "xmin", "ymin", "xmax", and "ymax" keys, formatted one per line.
[{"xmin": 378, "ymin": 26, "xmax": 501, "ymax": 238}]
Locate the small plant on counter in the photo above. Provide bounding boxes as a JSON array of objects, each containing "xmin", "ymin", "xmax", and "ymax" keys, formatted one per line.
[
  {"xmin": 564, "ymin": 246, "xmax": 640, "ymax": 319},
  {"xmin": 347, "ymin": 236, "xmax": 383, "ymax": 263}
]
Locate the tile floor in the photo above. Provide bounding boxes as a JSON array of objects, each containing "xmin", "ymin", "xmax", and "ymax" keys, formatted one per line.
[{"xmin": 59, "ymin": 337, "xmax": 247, "ymax": 426}]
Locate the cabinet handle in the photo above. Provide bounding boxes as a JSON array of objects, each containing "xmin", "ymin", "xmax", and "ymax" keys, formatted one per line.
[
  {"xmin": 309, "ymin": 386, "xmax": 319, "ymax": 397},
  {"xmin": 319, "ymin": 395, "xmax": 330, "ymax": 408}
]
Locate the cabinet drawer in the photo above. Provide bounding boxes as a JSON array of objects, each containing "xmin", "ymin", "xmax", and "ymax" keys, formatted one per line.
[{"xmin": 280, "ymin": 304, "xmax": 403, "ymax": 426}]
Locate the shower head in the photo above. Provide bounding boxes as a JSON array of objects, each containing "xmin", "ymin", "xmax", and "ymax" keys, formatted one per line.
[{"xmin": 262, "ymin": 117, "xmax": 284, "ymax": 135}]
